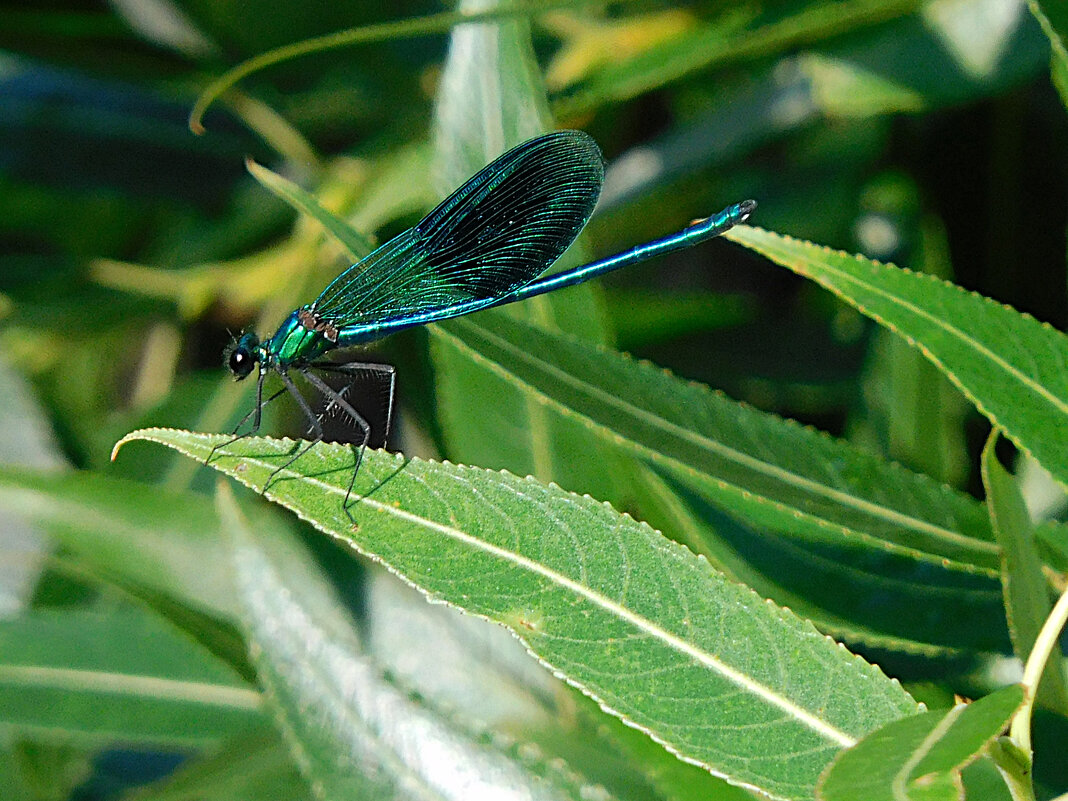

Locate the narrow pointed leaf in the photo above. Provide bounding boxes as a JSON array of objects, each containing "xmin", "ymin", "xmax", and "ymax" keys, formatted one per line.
[
  {"xmin": 364, "ymin": 572, "xmax": 727, "ymax": 801},
  {"xmin": 1028, "ymin": 0, "xmax": 1068, "ymax": 109},
  {"xmin": 117, "ymin": 428, "xmax": 919, "ymax": 801},
  {"xmin": 430, "ymin": 313, "xmax": 1000, "ymax": 577},
  {"xmin": 429, "ymin": 0, "xmax": 603, "ymax": 342},
  {"xmin": 431, "ymin": 0, "xmax": 551, "ymax": 192},
  {"xmin": 727, "ymin": 225, "xmax": 1068, "ymax": 490},
  {"xmin": 245, "ymin": 158, "xmax": 374, "ymax": 263},
  {"xmin": 429, "ymin": 0, "xmax": 620, "ymax": 509},
  {"xmin": 817, "ymin": 685, "xmax": 1024, "ymax": 801},
  {"xmin": 0, "ymin": 466, "xmax": 236, "ymax": 619}
]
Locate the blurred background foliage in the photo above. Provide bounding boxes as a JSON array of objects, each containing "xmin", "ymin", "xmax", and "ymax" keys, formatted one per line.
[{"xmin": 0, "ymin": 0, "xmax": 1066, "ymax": 798}]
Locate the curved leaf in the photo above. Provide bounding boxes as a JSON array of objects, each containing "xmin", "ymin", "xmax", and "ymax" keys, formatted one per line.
[
  {"xmin": 115, "ymin": 428, "xmax": 918, "ymax": 801},
  {"xmin": 817, "ymin": 685, "xmax": 1024, "ymax": 801},
  {"xmin": 982, "ymin": 435, "xmax": 1068, "ymax": 713},
  {"xmin": 431, "ymin": 313, "xmax": 999, "ymax": 577},
  {"xmin": 245, "ymin": 158, "xmax": 375, "ymax": 263},
  {"xmin": 727, "ymin": 225, "xmax": 1068, "ymax": 492},
  {"xmin": 0, "ymin": 606, "xmax": 261, "ymax": 745}
]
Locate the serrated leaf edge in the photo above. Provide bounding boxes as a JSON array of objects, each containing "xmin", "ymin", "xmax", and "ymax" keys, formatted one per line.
[{"xmin": 117, "ymin": 428, "xmax": 909, "ymax": 765}]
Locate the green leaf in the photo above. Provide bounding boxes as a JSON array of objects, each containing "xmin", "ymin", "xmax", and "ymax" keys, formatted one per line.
[
  {"xmin": 430, "ymin": 313, "xmax": 1008, "ymax": 653},
  {"xmin": 218, "ymin": 481, "xmax": 622, "ymax": 801},
  {"xmin": 0, "ymin": 606, "xmax": 262, "ymax": 745},
  {"xmin": 0, "ymin": 467, "xmax": 262, "ymax": 680},
  {"xmin": 572, "ymin": 692, "xmax": 759, "ymax": 801},
  {"xmin": 603, "ymin": 289, "xmax": 754, "ymax": 349},
  {"xmin": 959, "ymin": 755, "xmax": 1014, "ymax": 801},
  {"xmin": 244, "ymin": 158, "xmax": 375, "ymax": 263},
  {"xmin": 551, "ymin": 0, "xmax": 922, "ymax": 119},
  {"xmin": 430, "ymin": 312, "xmax": 1000, "ymax": 577},
  {"xmin": 727, "ymin": 225, "xmax": 1068, "ymax": 492},
  {"xmin": 850, "ymin": 214, "xmax": 970, "ymax": 487},
  {"xmin": 364, "ymin": 571, "xmax": 733, "ymax": 801},
  {"xmin": 981, "ymin": 433, "xmax": 1068, "ymax": 713},
  {"xmin": 364, "ymin": 570, "xmax": 564, "ymax": 730},
  {"xmin": 817, "ymin": 685, "xmax": 1025, "ymax": 801},
  {"xmin": 431, "ymin": 0, "xmax": 551, "ymax": 190},
  {"xmin": 553, "ymin": 0, "xmax": 1046, "ymax": 120},
  {"xmin": 119, "ymin": 427, "xmax": 919, "ymax": 801},
  {"xmin": 345, "ymin": 143, "xmax": 437, "ymax": 235},
  {"xmin": 429, "ymin": 0, "xmax": 602, "ymax": 342}
]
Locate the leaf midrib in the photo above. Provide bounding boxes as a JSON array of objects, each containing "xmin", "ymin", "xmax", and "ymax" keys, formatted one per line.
[
  {"xmin": 442, "ymin": 321, "xmax": 998, "ymax": 564},
  {"xmin": 785, "ymin": 247, "xmax": 1068, "ymax": 419},
  {"xmin": 0, "ymin": 663, "xmax": 261, "ymax": 708},
  {"xmin": 188, "ymin": 440, "xmax": 858, "ymax": 749}
]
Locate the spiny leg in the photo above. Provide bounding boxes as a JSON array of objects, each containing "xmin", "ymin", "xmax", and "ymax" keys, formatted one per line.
[
  {"xmin": 262, "ymin": 370, "xmax": 325, "ymax": 493},
  {"xmin": 298, "ymin": 368, "xmax": 372, "ymax": 521},
  {"xmin": 231, "ymin": 386, "xmax": 288, "ymax": 436}
]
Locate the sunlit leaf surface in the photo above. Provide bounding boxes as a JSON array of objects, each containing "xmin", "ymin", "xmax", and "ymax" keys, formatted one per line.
[{"xmin": 116, "ymin": 428, "xmax": 919, "ymax": 800}]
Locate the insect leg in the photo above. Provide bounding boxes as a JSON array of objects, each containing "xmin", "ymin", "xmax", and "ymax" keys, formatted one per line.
[
  {"xmin": 298, "ymin": 368, "xmax": 372, "ymax": 521},
  {"xmin": 233, "ymin": 386, "xmax": 287, "ymax": 436},
  {"xmin": 261, "ymin": 370, "xmax": 325, "ymax": 493},
  {"xmin": 208, "ymin": 373, "xmax": 287, "ymax": 465}
]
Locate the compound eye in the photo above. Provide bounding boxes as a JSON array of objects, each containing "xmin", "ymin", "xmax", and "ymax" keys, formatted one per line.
[{"xmin": 228, "ymin": 347, "xmax": 254, "ymax": 378}]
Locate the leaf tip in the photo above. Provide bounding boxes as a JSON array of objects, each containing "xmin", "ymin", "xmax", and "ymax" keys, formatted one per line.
[
  {"xmin": 111, "ymin": 427, "xmax": 185, "ymax": 462},
  {"xmin": 111, "ymin": 432, "xmax": 138, "ymax": 461},
  {"xmin": 188, "ymin": 107, "xmax": 207, "ymax": 136}
]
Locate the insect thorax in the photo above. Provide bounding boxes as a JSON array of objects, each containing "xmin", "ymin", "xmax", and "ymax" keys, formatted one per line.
[{"xmin": 267, "ymin": 307, "xmax": 336, "ymax": 366}]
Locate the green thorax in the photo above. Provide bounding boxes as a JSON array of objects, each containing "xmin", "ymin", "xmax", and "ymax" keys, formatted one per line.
[{"xmin": 266, "ymin": 307, "xmax": 336, "ymax": 367}]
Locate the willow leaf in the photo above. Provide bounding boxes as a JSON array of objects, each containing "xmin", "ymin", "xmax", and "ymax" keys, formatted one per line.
[
  {"xmin": 727, "ymin": 225, "xmax": 1068, "ymax": 492},
  {"xmin": 0, "ymin": 606, "xmax": 261, "ymax": 745},
  {"xmin": 220, "ymin": 482, "xmax": 622, "ymax": 801},
  {"xmin": 245, "ymin": 158, "xmax": 375, "ymax": 263},
  {"xmin": 115, "ymin": 428, "xmax": 919, "ymax": 801},
  {"xmin": 430, "ymin": 313, "xmax": 999, "ymax": 577}
]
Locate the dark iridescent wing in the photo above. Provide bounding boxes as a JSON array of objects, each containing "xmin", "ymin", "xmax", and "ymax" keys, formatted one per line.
[{"xmin": 310, "ymin": 130, "xmax": 604, "ymax": 326}]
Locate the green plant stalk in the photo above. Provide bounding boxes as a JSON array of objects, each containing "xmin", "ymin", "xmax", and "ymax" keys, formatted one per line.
[
  {"xmin": 189, "ymin": 0, "xmax": 639, "ymax": 133},
  {"xmin": 990, "ymin": 736, "xmax": 1036, "ymax": 801},
  {"xmin": 1010, "ymin": 581, "xmax": 1068, "ymax": 753},
  {"xmin": 990, "ymin": 580, "xmax": 1068, "ymax": 800}
]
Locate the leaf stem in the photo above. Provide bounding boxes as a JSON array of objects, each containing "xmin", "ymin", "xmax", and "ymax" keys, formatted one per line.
[
  {"xmin": 1010, "ymin": 579, "xmax": 1068, "ymax": 753},
  {"xmin": 990, "ymin": 737, "xmax": 1036, "ymax": 801}
]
